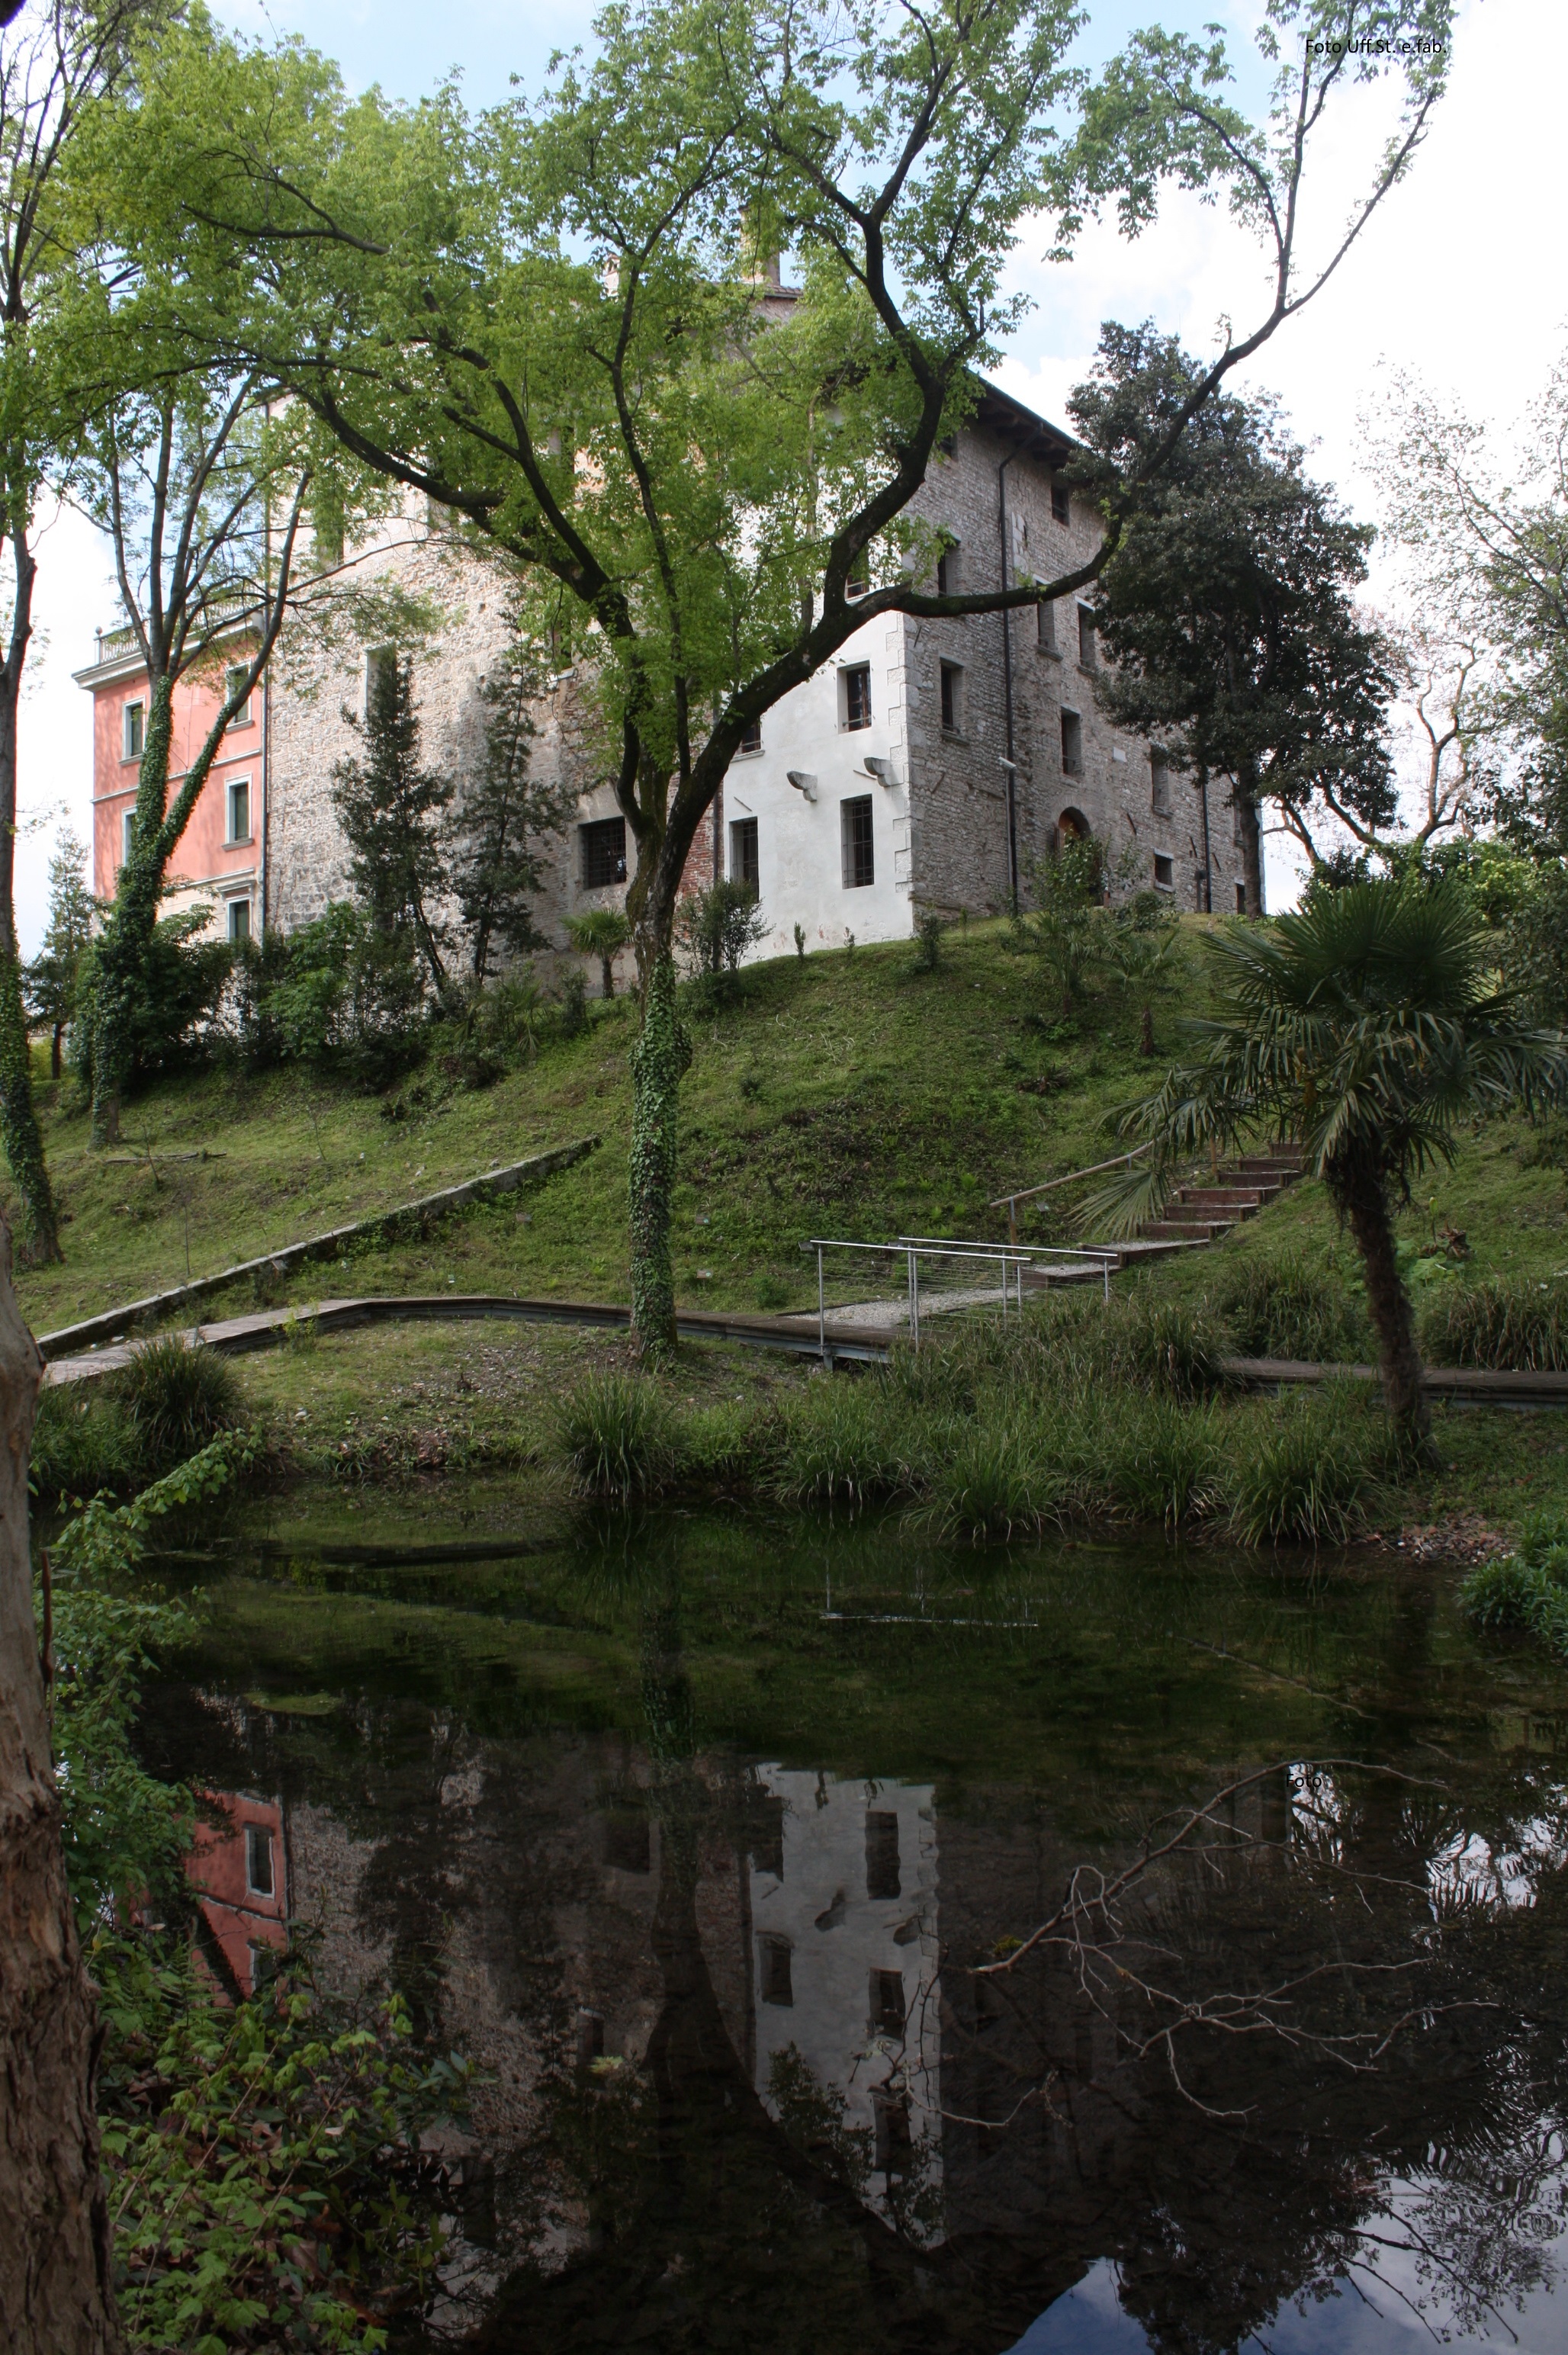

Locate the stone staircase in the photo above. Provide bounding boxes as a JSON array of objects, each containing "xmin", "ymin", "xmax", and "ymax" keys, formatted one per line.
[{"xmin": 1133, "ymin": 1147, "xmax": 1306, "ymax": 1251}]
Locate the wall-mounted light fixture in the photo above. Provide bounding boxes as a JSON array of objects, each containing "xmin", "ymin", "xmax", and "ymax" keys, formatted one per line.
[{"xmin": 786, "ymin": 769, "xmax": 818, "ymax": 802}]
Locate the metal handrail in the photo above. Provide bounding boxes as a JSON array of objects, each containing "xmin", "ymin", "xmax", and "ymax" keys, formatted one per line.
[
  {"xmin": 800, "ymin": 1232, "xmax": 1115, "ymax": 1358},
  {"xmin": 991, "ymin": 1143, "xmax": 1152, "ymax": 1242}
]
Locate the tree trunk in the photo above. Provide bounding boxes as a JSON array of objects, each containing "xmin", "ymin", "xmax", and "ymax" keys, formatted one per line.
[
  {"xmin": 1140, "ymin": 1002, "xmax": 1155, "ymax": 1055},
  {"xmin": 90, "ymin": 680, "xmax": 177, "ymax": 1148},
  {"xmin": 0, "ymin": 535, "xmax": 61, "ymax": 1261},
  {"xmin": 1333, "ymin": 1155, "xmax": 1429, "ymax": 1454},
  {"xmin": 0, "ymin": 1216, "xmax": 121, "ymax": 2353},
  {"xmin": 600, "ymin": 954, "xmax": 615, "ymax": 1001},
  {"xmin": 628, "ymin": 950, "xmax": 691, "ymax": 1358},
  {"xmin": 50, "ymin": 1028, "xmax": 62, "ymax": 1083},
  {"xmin": 1237, "ymin": 792, "xmax": 1264, "ymax": 917}
]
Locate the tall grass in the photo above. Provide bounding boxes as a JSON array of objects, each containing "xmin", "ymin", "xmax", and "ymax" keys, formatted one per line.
[
  {"xmin": 1215, "ymin": 1260, "xmax": 1367, "ymax": 1364},
  {"xmin": 770, "ymin": 1379, "xmax": 910, "ymax": 1505},
  {"xmin": 1461, "ymin": 1511, "xmax": 1568, "ymax": 1656},
  {"xmin": 554, "ymin": 1373, "xmax": 674, "ymax": 1503},
  {"xmin": 1226, "ymin": 1388, "xmax": 1375, "ymax": 1547},
  {"xmin": 111, "ymin": 1335, "xmax": 244, "ymax": 1466},
  {"xmin": 1106, "ymin": 1393, "xmax": 1224, "ymax": 1528},
  {"xmin": 1419, "ymin": 1276, "xmax": 1568, "ymax": 1371}
]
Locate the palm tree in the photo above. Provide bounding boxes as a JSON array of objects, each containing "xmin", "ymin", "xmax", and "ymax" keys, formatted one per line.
[
  {"xmin": 1085, "ymin": 879, "xmax": 1568, "ymax": 1450},
  {"xmin": 566, "ymin": 908, "xmax": 631, "ymax": 1000}
]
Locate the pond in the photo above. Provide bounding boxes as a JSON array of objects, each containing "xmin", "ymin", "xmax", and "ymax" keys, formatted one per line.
[{"xmin": 133, "ymin": 1479, "xmax": 1568, "ymax": 2354}]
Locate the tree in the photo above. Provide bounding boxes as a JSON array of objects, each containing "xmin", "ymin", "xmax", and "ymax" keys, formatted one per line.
[
  {"xmin": 0, "ymin": 1212, "xmax": 121, "ymax": 2354},
  {"xmin": 567, "ymin": 908, "xmax": 631, "ymax": 1001},
  {"xmin": 1072, "ymin": 327, "xmax": 1397, "ymax": 911},
  {"xmin": 1022, "ymin": 835, "xmax": 1108, "ymax": 1018},
  {"xmin": 142, "ymin": 0, "xmax": 1452, "ymax": 1348},
  {"xmin": 451, "ymin": 650, "xmax": 571, "ymax": 984},
  {"xmin": 24, "ymin": 829, "xmax": 95, "ymax": 1078},
  {"xmin": 1087, "ymin": 879, "xmax": 1568, "ymax": 1449},
  {"xmin": 331, "ymin": 651, "xmax": 452, "ymax": 999},
  {"xmin": 72, "ymin": 374, "xmax": 309, "ymax": 1142},
  {"xmin": 1107, "ymin": 890, "xmax": 1183, "ymax": 1055},
  {"xmin": 0, "ymin": 0, "xmax": 157, "ymax": 1259}
]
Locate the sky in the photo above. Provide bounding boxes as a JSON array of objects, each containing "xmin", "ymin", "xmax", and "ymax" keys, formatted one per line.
[{"xmin": 13, "ymin": 0, "xmax": 1563, "ymax": 949}]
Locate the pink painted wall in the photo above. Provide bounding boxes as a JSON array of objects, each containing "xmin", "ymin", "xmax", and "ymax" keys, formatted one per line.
[
  {"xmin": 188, "ymin": 1788, "xmax": 288, "ymax": 1998},
  {"xmin": 91, "ymin": 658, "xmax": 264, "ymax": 914}
]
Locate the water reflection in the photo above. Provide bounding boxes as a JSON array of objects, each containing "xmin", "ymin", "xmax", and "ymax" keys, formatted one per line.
[{"xmin": 137, "ymin": 1499, "xmax": 1568, "ymax": 2352}]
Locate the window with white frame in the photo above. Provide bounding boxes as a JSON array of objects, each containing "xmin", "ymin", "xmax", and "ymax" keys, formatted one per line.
[
  {"xmin": 225, "ymin": 776, "xmax": 252, "ymax": 844},
  {"xmin": 737, "ymin": 715, "xmax": 762, "ymax": 755},
  {"xmin": 1077, "ymin": 606, "xmax": 1097, "ymax": 669},
  {"xmin": 729, "ymin": 815, "xmax": 759, "ymax": 889},
  {"xmin": 225, "ymin": 665, "xmax": 254, "ymax": 727},
  {"xmin": 227, "ymin": 897, "xmax": 252, "ymax": 945},
  {"xmin": 123, "ymin": 700, "xmax": 144, "ymax": 760}
]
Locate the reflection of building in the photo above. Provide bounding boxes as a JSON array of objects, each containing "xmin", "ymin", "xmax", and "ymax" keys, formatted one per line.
[
  {"xmin": 188, "ymin": 1788, "xmax": 288, "ymax": 1995},
  {"xmin": 750, "ymin": 1769, "xmax": 941, "ymax": 2196}
]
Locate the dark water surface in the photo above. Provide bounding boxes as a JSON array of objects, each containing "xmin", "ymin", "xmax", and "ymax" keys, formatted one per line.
[{"xmin": 135, "ymin": 1480, "xmax": 1568, "ymax": 2353}]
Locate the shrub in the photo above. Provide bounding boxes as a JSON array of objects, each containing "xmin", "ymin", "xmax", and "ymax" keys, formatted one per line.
[
  {"xmin": 1216, "ymin": 1260, "xmax": 1367, "ymax": 1364},
  {"xmin": 554, "ymin": 1373, "xmax": 673, "ymax": 1502},
  {"xmin": 1099, "ymin": 1292, "xmax": 1222, "ymax": 1399},
  {"xmin": 911, "ymin": 911, "xmax": 945, "ymax": 972},
  {"xmin": 31, "ymin": 1382, "xmax": 142, "ymax": 1501},
  {"xmin": 1419, "ymin": 1275, "xmax": 1568, "ymax": 1371},
  {"xmin": 109, "ymin": 1335, "xmax": 244, "ymax": 1473},
  {"xmin": 1462, "ymin": 1512, "xmax": 1568, "ymax": 1656},
  {"xmin": 98, "ymin": 1939, "xmax": 470, "ymax": 2355},
  {"xmin": 1226, "ymin": 1390, "xmax": 1374, "ymax": 1546}
]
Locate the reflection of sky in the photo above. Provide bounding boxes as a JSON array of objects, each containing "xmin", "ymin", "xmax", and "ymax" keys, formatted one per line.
[{"xmin": 1007, "ymin": 2247, "xmax": 1566, "ymax": 2355}]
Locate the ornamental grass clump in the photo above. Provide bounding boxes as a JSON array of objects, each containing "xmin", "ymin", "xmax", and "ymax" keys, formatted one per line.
[
  {"xmin": 771, "ymin": 1379, "xmax": 910, "ymax": 1507},
  {"xmin": 1216, "ymin": 1259, "xmax": 1367, "ymax": 1365},
  {"xmin": 913, "ymin": 1418, "xmax": 1069, "ymax": 1544},
  {"xmin": 554, "ymin": 1372, "xmax": 675, "ymax": 1503},
  {"xmin": 1107, "ymin": 1393, "xmax": 1225, "ymax": 1528},
  {"xmin": 1226, "ymin": 1388, "xmax": 1377, "ymax": 1547},
  {"xmin": 1420, "ymin": 1275, "xmax": 1568, "ymax": 1372},
  {"xmin": 109, "ymin": 1333, "xmax": 246, "ymax": 1473}
]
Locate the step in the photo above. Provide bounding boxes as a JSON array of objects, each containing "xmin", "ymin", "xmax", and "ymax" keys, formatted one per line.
[
  {"xmin": 1173, "ymin": 1187, "xmax": 1269, "ymax": 1212},
  {"xmin": 1140, "ymin": 1219, "xmax": 1235, "ymax": 1242},
  {"xmin": 1228, "ymin": 1156, "xmax": 1303, "ymax": 1178}
]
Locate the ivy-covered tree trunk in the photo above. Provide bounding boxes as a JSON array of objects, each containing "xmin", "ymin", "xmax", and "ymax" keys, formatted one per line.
[
  {"xmin": 1331, "ymin": 1150, "xmax": 1428, "ymax": 1455},
  {"xmin": 628, "ymin": 949, "xmax": 691, "ymax": 1357},
  {"xmin": 0, "ymin": 1216, "xmax": 121, "ymax": 2353},
  {"xmin": 0, "ymin": 537, "xmax": 61, "ymax": 1262},
  {"xmin": 89, "ymin": 680, "xmax": 178, "ymax": 1147},
  {"xmin": 1236, "ymin": 791, "xmax": 1264, "ymax": 917}
]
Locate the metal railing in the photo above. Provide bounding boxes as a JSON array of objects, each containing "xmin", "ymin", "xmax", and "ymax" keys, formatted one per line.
[
  {"xmin": 802, "ymin": 1234, "xmax": 1120, "ymax": 1357},
  {"xmin": 990, "ymin": 1142, "xmax": 1152, "ymax": 1243}
]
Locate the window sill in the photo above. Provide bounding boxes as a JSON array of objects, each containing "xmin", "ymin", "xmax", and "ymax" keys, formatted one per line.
[
  {"xmin": 842, "ymin": 721, "xmax": 872, "ymax": 734},
  {"xmin": 1038, "ymin": 647, "xmax": 1061, "ymax": 660},
  {"xmin": 223, "ymin": 836, "xmax": 255, "ymax": 850},
  {"xmin": 731, "ymin": 746, "xmax": 763, "ymax": 762},
  {"xmin": 940, "ymin": 727, "xmax": 966, "ymax": 743},
  {"xmin": 1077, "ymin": 663, "xmax": 1097, "ymax": 677},
  {"xmin": 1062, "ymin": 768, "xmax": 1083, "ymax": 781}
]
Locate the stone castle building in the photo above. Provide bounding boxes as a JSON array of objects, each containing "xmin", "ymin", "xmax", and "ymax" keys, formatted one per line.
[{"xmin": 76, "ymin": 381, "xmax": 1248, "ymax": 983}]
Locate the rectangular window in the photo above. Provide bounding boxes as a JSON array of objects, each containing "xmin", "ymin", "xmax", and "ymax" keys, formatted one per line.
[
  {"xmin": 869, "ymin": 1968, "xmax": 906, "ymax": 2038},
  {"xmin": 759, "ymin": 1935, "xmax": 794, "ymax": 2007},
  {"xmin": 1060, "ymin": 709, "xmax": 1083, "ymax": 776},
  {"xmin": 873, "ymin": 2093, "xmax": 913, "ymax": 2176},
  {"xmin": 1151, "ymin": 751, "xmax": 1173, "ymax": 815},
  {"xmin": 1153, "ymin": 853, "xmax": 1174, "ymax": 890},
  {"xmin": 865, "ymin": 1810, "xmax": 901, "ymax": 1901},
  {"xmin": 936, "ymin": 543, "xmax": 959, "ymax": 596},
  {"xmin": 939, "ymin": 661, "xmax": 963, "ymax": 734},
  {"xmin": 1036, "ymin": 595, "xmax": 1056, "ymax": 653},
  {"xmin": 1051, "ymin": 480, "xmax": 1071, "ymax": 526},
  {"xmin": 729, "ymin": 815, "xmax": 759, "ymax": 890},
  {"xmin": 247, "ymin": 1942, "xmax": 278, "ymax": 1994},
  {"xmin": 365, "ymin": 644, "xmax": 396, "ymax": 710},
  {"xmin": 226, "ymin": 776, "xmax": 251, "ymax": 844},
  {"xmin": 841, "ymin": 664, "xmax": 872, "ymax": 731},
  {"xmin": 737, "ymin": 715, "xmax": 762, "ymax": 755},
  {"xmin": 123, "ymin": 700, "xmax": 144, "ymax": 760},
  {"xmin": 846, "ymin": 563, "xmax": 869, "ymax": 599},
  {"xmin": 840, "ymin": 795, "xmax": 874, "ymax": 889},
  {"xmin": 1077, "ymin": 606, "xmax": 1097, "ymax": 668},
  {"xmin": 227, "ymin": 897, "xmax": 252, "ymax": 945},
  {"xmin": 120, "ymin": 810, "xmax": 133, "ymax": 869},
  {"xmin": 1236, "ymin": 881, "xmax": 1248, "ymax": 914},
  {"xmin": 225, "ymin": 665, "xmax": 253, "ymax": 728},
  {"xmin": 580, "ymin": 816, "xmax": 628, "ymax": 889},
  {"xmin": 245, "ymin": 1824, "xmax": 273, "ymax": 1897}
]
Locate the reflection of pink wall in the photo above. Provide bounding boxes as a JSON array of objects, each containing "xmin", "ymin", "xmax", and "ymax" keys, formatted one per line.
[
  {"xmin": 188, "ymin": 1788, "xmax": 287, "ymax": 1998},
  {"xmin": 90, "ymin": 658, "xmax": 263, "ymax": 912}
]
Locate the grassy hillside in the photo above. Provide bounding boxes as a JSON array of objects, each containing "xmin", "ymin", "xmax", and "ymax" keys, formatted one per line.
[{"xmin": 9, "ymin": 913, "xmax": 1568, "ymax": 1340}]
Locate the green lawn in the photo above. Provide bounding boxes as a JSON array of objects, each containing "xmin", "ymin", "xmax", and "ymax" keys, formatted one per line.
[{"xmin": 11, "ymin": 914, "xmax": 1568, "ymax": 1342}]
